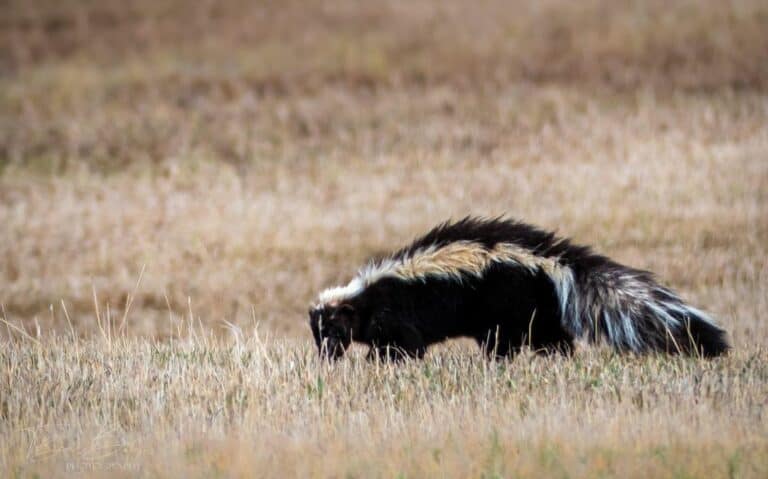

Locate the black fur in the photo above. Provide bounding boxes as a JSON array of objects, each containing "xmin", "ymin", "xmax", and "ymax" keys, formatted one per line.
[{"xmin": 309, "ymin": 217, "xmax": 730, "ymax": 360}]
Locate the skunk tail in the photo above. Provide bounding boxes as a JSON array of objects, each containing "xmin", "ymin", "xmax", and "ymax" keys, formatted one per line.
[{"xmin": 556, "ymin": 261, "xmax": 729, "ymax": 357}]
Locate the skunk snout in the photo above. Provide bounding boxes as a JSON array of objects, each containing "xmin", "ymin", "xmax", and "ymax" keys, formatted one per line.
[{"xmin": 319, "ymin": 337, "xmax": 346, "ymax": 360}]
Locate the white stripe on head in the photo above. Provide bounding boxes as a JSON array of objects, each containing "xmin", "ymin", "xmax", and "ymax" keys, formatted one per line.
[{"xmin": 315, "ymin": 278, "xmax": 365, "ymax": 307}]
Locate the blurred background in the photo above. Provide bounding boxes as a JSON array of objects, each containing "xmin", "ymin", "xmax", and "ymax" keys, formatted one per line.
[{"xmin": 1, "ymin": 0, "xmax": 766, "ymax": 342}]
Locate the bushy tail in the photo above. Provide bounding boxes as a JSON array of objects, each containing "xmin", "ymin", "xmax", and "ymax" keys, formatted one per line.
[
  {"xmin": 557, "ymin": 262, "xmax": 729, "ymax": 357},
  {"xmin": 680, "ymin": 311, "xmax": 730, "ymax": 357}
]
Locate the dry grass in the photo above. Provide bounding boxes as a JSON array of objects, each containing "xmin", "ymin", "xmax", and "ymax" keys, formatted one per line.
[
  {"xmin": 2, "ymin": 335, "xmax": 767, "ymax": 478},
  {"xmin": 3, "ymin": 87, "xmax": 766, "ymax": 341},
  {"xmin": 1, "ymin": 0, "xmax": 768, "ymax": 477}
]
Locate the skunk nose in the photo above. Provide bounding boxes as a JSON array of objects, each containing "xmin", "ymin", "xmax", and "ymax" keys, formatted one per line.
[{"xmin": 320, "ymin": 338, "xmax": 345, "ymax": 360}]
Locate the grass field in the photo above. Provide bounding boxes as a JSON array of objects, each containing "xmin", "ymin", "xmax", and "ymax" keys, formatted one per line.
[{"xmin": 1, "ymin": 0, "xmax": 768, "ymax": 477}]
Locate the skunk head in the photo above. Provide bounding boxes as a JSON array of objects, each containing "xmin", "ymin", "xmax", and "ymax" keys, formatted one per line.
[{"xmin": 308, "ymin": 303, "xmax": 358, "ymax": 360}]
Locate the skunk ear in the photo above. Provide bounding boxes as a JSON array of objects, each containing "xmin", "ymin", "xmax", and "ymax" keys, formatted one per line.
[{"xmin": 337, "ymin": 303, "xmax": 355, "ymax": 315}]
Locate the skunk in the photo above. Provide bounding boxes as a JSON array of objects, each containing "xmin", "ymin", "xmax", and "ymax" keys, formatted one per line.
[{"xmin": 309, "ymin": 217, "xmax": 729, "ymax": 360}]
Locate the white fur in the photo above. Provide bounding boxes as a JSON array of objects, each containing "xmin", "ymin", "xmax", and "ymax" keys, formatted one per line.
[
  {"xmin": 314, "ymin": 241, "xmax": 574, "ymax": 308},
  {"xmin": 316, "ymin": 278, "xmax": 364, "ymax": 306}
]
